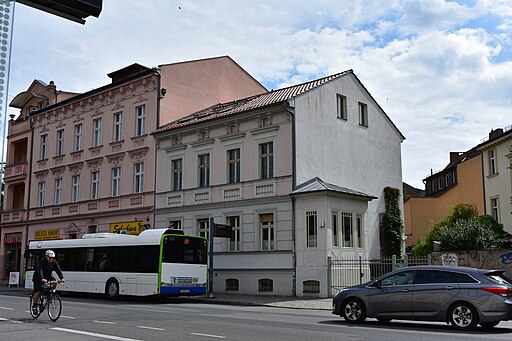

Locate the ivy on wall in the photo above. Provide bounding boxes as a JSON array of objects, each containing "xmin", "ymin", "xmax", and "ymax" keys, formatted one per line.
[{"xmin": 381, "ymin": 186, "xmax": 404, "ymax": 257}]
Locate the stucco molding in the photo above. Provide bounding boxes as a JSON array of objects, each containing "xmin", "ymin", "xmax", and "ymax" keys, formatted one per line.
[{"xmin": 86, "ymin": 157, "xmax": 103, "ymax": 170}]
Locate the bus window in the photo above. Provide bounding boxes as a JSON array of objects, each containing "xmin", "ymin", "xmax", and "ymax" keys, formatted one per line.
[{"xmin": 162, "ymin": 236, "xmax": 207, "ymax": 265}]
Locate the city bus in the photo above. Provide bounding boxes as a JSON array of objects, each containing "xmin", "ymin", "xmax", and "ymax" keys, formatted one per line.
[{"xmin": 24, "ymin": 228, "xmax": 208, "ymax": 298}]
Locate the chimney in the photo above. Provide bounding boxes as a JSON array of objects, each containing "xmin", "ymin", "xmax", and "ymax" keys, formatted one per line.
[
  {"xmin": 449, "ymin": 152, "xmax": 460, "ymax": 164},
  {"xmin": 489, "ymin": 128, "xmax": 504, "ymax": 140}
]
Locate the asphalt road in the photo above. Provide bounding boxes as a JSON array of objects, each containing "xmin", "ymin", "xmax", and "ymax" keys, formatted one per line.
[{"xmin": 1, "ymin": 292, "xmax": 511, "ymax": 341}]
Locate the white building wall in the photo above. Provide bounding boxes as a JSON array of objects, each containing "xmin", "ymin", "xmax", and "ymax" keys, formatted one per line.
[{"xmin": 292, "ymin": 74, "xmax": 404, "ymax": 258}]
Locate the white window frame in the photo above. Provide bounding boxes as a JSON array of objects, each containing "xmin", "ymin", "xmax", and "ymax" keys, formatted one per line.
[
  {"xmin": 135, "ymin": 105, "xmax": 145, "ymax": 136},
  {"xmin": 74, "ymin": 124, "xmax": 83, "ymax": 151},
  {"xmin": 134, "ymin": 162, "xmax": 144, "ymax": 193},
  {"xmin": 112, "ymin": 166, "xmax": 121, "ymax": 197},
  {"xmin": 491, "ymin": 197, "xmax": 500, "ymax": 222},
  {"xmin": 226, "ymin": 216, "xmax": 240, "ymax": 252},
  {"xmin": 306, "ymin": 210, "xmax": 318, "ymax": 247},
  {"xmin": 198, "ymin": 218, "xmax": 209, "ymax": 240},
  {"xmin": 356, "ymin": 214, "xmax": 364, "ymax": 249},
  {"xmin": 54, "ymin": 178, "xmax": 62, "ymax": 205},
  {"xmin": 332, "ymin": 211, "xmax": 339, "ymax": 247},
  {"xmin": 259, "ymin": 142, "xmax": 273, "ymax": 179},
  {"xmin": 260, "ymin": 213, "xmax": 275, "ymax": 251},
  {"xmin": 91, "ymin": 170, "xmax": 100, "ymax": 200},
  {"xmin": 56, "ymin": 129, "xmax": 64, "ymax": 156},
  {"xmin": 171, "ymin": 158, "xmax": 183, "ymax": 191},
  {"xmin": 342, "ymin": 212, "xmax": 353, "ymax": 247},
  {"xmin": 71, "ymin": 175, "xmax": 80, "ymax": 203},
  {"xmin": 336, "ymin": 94, "xmax": 347, "ymax": 120},
  {"xmin": 93, "ymin": 118, "xmax": 102, "ymax": 147},
  {"xmin": 40, "ymin": 134, "xmax": 48, "ymax": 160},
  {"xmin": 113, "ymin": 111, "xmax": 123, "ymax": 142},
  {"xmin": 489, "ymin": 149, "xmax": 497, "ymax": 175},
  {"xmin": 358, "ymin": 102, "xmax": 368, "ymax": 127},
  {"xmin": 227, "ymin": 148, "xmax": 241, "ymax": 184},
  {"xmin": 38, "ymin": 182, "xmax": 45, "ymax": 207},
  {"xmin": 198, "ymin": 153, "xmax": 210, "ymax": 187}
]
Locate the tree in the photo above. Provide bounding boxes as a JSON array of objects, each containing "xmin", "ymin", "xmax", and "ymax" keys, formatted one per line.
[
  {"xmin": 380, "ymin": 187, "xmax": 404, "ymax": 257},
  {"xmin": 412, "ymin": 203, "xmax": 509, "ymax": 256}
]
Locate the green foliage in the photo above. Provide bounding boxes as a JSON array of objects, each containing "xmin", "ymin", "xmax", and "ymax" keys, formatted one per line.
[
  {"xmin": 381, "ymin": 187, "xmax": 404, "ymax": 257},
  {"xmin": 412, "ymin": 203, "xmax": 506, "ymax": 256},
  {"xmin": 439, "ymin": 217, "xmax": 500, "ymax": 251}
]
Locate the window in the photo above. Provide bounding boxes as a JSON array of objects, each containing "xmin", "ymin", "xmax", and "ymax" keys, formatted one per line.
[
  {"xmin": 342, "ymin": 212, "xmax": 353, "ymax": 247},
  {"xmin": 336, "ymin": 94, "xmax": 347, "ymax": 120},
  {"xmin": 135, "ymin": 105, "xmax": 145, "ymax": 136},
  {"xmin": 134, "ymin": 162, "xmax": 144, "ymax": 193},
  {"xmin": 91, "ymin": 171, "xmax": 100, "ymax": 199},
  {"xmin": 414, "ymin": 270, "xmax": 460, "ymax": 284},
  {"xmin": 258, "ymin": 278, "xmax": 273, "ymax": 292},
  {"xmin": 227, "ymin": 148, "xmax": 241, "ymax": 183},
  {"xmin": 356, "ymin": 214, "xmax": 363, "ymax": 248},
  {"xmin": 491, "ymin": 197, "xmax": 500, "ymax": 222},
  {"xmin": 88, "ymin": 225, "xmax": 97, "ymax": 234},
  {"xmin": 198, "ymin": 218, "xmax": 209, "ymax": 240},
  {"xmin": 38, "ymin": 182, "xmax": 45, "ymax": 207},
  {"xmin": 380, "ymin": 270, "xmax": 417, "ymax": 286},
  {"xmin": 54, "ymin": 178, "xmax": 62, "ymax": 205},
  {"xmin": 198, "ymin": 154, "xmax": 210, "ymax": 187},
  {"xmin": 260, "ymin": 213, "xmax": 274, "ymax": 251},
  {"xmin": 71, "ymin": 175, "xmax": 80, "ymax": 203},
  {"xmin": 113, "ymin": 111, "xmax": 123, "ymax": 142},
  {"xmin": 489, "ymin": 149, "xmax": 497, "ymax": 175},
  {"xmin": 112, "ymin": 167, "xmax": 121, "ymax": 197},
  {"xmin": 56, "ymin": 129, "xmax": 64, "ymax": 156},
  {"xmin": 93, "ymin": 118, "xmax": 102, "ymax": 147},
  {"xmin": 226, "ymin": 216, "xmax": 240, "ymax": 252},
  {"xmin": 74, "ymin": 124, "xmax": 82, "ymax": 151},
  {"xmin": 40, "ymin": 134, "xmax": 48, "ymax": 160},
  {"xmin": 437, "ymin": 177, "xmax": 443, "ymax": 189},
  {"xmin": 168, "ymin": 220, "xmax": 182, "ymax": 230},
  {"xmin": 332, "ymin": 211, "xmax": 339, "ymax": 247},
  {"xmin": 306, "ymin": 210, "xmax": 318, "ymax": 247},
  {"xmin": 225, "ymin": 278, "xmax": 239, "ymax": 291},
  {"xmin": 445, "ymin": 173, "xmax": 451, "ymax": 186},
  {"xmin": 171, "ymin": 159, "xmax": 183, "ymax": 191},
  {"xmin": 358, "ymin": 102, "xmax": 368, "ymax": 127},
  {"xmin": 259, "ymin": 142, "xmax": 273, "ymax": 179},
  {"xmin": 303, "ymin": 280, "xmax": 320, "ymax": 294}
]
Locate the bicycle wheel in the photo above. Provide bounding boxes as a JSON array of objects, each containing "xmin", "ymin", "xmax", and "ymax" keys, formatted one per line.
[
  {"xmin": 47, "ymin": 293, "xmax": 62, "ymax": 322},
  {"xmin": 29, "ymin": 294, "xmax": 41, "ymax": 319}
]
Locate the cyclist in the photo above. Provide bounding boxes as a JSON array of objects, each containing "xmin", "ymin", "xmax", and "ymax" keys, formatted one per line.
[{"xmin": 31, "ymin": 250, "xmax": 65, "ymax": 315}]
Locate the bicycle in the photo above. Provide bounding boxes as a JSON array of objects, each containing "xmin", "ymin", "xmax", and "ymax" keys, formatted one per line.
[{"xmin": 29, "ymin": 280, "xmax": 62, "ymax": 322}]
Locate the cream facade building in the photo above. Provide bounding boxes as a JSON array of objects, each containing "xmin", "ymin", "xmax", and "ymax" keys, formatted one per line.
[{"xmin": 153, "ymin": 71, "xmax": 404, "ymax": 297}]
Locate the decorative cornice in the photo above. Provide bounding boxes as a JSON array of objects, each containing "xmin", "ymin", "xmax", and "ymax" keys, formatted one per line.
[
  {"xmin": 68, "ymin": 162, "xmax": 84, "ymax": 175},
  {"xmin": 50, "ymin": 166, "xmax": 65, "ymax": 177},
  {"xmin": 86, "ymin": 157, "xmax": 103, "ymax": 170},
  {"xmin": 106, "ymin": 152, "xmax": 125, "ymax": 166},
  {"xmin": 128, "ymin": 147, "xmax": 149, "ymax": 161}
]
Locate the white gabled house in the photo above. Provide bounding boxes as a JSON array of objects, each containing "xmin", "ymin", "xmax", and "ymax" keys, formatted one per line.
[{"xmin": 152, "ymin": 70, "xmax": 405, "ymax": 297}]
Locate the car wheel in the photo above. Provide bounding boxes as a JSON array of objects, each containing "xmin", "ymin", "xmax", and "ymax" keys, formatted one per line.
[
  {"xmin": 342, "ymin": 298, "xmax": 366, "ymax": 323},
  {"xmin": 480, "ymin": 321, "xmax": 500, "ymax": 329},
  {"xmin": 448, "ymin": 302, "xmax": 479, "ymax": 330},
  {"xmin": 105, "ymin": 279, "xmax": 119, "ymax": 300}
]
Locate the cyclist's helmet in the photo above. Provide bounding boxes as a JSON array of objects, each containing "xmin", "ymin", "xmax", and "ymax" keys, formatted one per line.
[{"xmin": 45, "ymin": 250, "xmax": 55, "ymax": 258}]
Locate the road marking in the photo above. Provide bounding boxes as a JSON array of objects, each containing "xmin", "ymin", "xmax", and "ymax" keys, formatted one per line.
[
  {"xmin": 61, "ymin": 315, "xmax": 76, "ymax": 319},
  {"xmin": 0, "ymin": 317, "xmax": 22, "ymax": 324},
  {"xmin": 0, "ymin": 307, "xmax": 13, "ymax": 310},
  {"xmin": 93, "ymin": 320, "xmax": 116, "ymax": 324},
  {"xmin": 137, "ymin": 325, "xmax": 165, "ymax": 331},
  {"xmin": 191, "ymin": 332, "xmax": 226, "ymax": 339},
  {"xmin": 50, "ymin": 327, "xmax": 142, "ymax": 341}
]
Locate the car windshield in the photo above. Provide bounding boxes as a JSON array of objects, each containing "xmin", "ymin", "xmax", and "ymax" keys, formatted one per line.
[{"xmin": 485, "ymin": 271, "xmax": 512, "ymax": 286}]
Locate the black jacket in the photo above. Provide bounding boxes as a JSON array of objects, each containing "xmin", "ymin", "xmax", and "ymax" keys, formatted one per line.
[{"xmin": 33, "ymin": 257, "xmax": 64, "ymax": 281}]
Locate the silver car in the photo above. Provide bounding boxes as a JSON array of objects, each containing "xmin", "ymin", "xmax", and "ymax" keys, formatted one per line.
[{"xmin": 332, "ymin": 265, "xmax": 512, "ymax": 330}]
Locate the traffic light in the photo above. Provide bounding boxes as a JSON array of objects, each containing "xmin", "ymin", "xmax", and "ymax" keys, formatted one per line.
[{"xmin": 17, "ymin": 0, "xmax": 103, "ymax": 24}]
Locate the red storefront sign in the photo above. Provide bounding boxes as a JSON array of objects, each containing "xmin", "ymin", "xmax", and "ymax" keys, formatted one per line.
[{"xmin": 4, "ymin": 233, "xmax": 22, "ymax": 244}]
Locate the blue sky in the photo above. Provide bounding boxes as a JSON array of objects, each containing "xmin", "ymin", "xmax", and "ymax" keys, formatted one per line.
[{"xmin": 6, "ymin": 0, "xmax": 512, "ymax": 188}]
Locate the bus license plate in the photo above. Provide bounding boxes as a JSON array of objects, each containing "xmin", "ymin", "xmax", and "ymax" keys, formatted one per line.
[{"xmin": 180, "ymin": 289, "xmax": 190, "ymax": 293}]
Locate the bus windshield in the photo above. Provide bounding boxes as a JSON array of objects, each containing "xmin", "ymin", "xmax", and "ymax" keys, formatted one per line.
[{"xmin": 162, "ymin": 235, "xmax": 207, "ymax": 265}]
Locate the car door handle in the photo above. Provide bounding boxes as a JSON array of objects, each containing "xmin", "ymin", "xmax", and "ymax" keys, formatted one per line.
[
  {"xmin": 445, "ymin": 286, "xmax": 455, "ymax": 290},
  {"xmin": 402, "ymin": 289, "xmax": 409, "ymax": 292}
]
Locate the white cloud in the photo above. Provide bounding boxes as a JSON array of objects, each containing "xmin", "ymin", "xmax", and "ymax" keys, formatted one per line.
[{"xmin": 6, "ymin": 0, "xmax": 512, "ymax": 189}]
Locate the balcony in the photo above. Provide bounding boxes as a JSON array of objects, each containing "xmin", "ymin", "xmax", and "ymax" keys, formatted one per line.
[{"xmin": 3, "ymin": 162, "xmax": 28, "ymax": 180}]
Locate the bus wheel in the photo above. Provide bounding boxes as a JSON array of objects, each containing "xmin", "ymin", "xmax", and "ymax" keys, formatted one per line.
[{"xmin": 105, "ymin": 279, "xmax": 119, "ymax": 300}]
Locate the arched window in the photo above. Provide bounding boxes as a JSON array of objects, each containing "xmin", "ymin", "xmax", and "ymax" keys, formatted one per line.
[
  {"xmin": 303, "ymin": 280, "xmax": 320, "ymax": 293},
  {"xmin": 258, "ymin": 278, "xmax": 273, "ymax": 292}
]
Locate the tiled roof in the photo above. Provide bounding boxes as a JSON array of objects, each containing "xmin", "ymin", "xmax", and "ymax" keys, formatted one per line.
[
  {"xmin": 154, "ymin": 70, "xmax": 353, "ymax": 133},
  {"xmin": 291, "ymin": 177, "xmax": 376, "ymax": 200}
]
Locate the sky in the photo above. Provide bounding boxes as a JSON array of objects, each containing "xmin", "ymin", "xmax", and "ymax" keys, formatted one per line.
[{"xmin": 6, "ymin": 0, "xmax": 512, "ymax": 188}]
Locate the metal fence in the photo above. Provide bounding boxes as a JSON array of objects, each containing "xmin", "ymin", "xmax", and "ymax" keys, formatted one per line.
[{"xmin": 328, "ymin": 255, "xmax": 432, "ymax": 297}]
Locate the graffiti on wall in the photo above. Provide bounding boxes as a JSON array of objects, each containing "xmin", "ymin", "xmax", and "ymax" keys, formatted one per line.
[
  {"xmin": 500, "ymin": 252, "xmax": 512, "ymax": 266},
  {"xmin": 441, "ymin": 253, "xmax": 458, "ymax": 267}
]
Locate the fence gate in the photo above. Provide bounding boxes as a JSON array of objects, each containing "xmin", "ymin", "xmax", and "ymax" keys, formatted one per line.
[{"xmin": 328, "ymin": 255, "xmax": 431, "ymax": 297}]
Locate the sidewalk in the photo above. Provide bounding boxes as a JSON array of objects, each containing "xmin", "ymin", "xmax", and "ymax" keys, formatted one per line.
[{"xmin": 0, "ymin": 284, "xmax": 332, "ymax": 311}]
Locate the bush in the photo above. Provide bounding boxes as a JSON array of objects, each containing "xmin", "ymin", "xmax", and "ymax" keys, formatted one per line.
[{"xmin": 438, "ymin": 217, "xmax": 500, "ymax": 251}]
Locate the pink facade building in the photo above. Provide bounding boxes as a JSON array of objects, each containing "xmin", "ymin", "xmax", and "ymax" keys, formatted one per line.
[{"xmin": 0, "ymin": 56, "xmax": 266, "ymax": 282}]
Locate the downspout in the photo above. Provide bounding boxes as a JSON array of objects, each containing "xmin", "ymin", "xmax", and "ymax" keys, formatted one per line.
[
  {"xmin": 284, "ymin": 101, "xmax": 297, "ymax": 296},
  {"xmin": 153, "ymin": 69, "xmax": 162, "ymax": 229},
  {"xmin": 24, "ymin": 115, "xmax": 34, "ymax": 284},
  {"xmin": 479, "ymin": 149, "xmax": 486, "ymax": 214}
]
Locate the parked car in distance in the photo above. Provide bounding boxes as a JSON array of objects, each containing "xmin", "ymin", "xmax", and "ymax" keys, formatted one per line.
[{"xmin": 332, "ymin": 265, "xmax": 512, "ymax": 330}]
